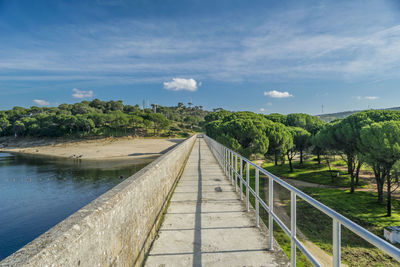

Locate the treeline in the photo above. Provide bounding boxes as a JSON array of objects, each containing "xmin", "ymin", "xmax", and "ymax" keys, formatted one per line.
[
  {"xmin": 0, "ymin": 99, "xmax": 208, "ymax": 138},
  {"xmin": 205, "ymin": 110, "xmax": 400, "ymax": 216}
]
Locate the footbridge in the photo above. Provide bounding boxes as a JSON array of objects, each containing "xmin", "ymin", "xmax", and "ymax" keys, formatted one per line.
[{"xmin": 1, "ymin": 135, "xmax": 399, "ymax": 267}]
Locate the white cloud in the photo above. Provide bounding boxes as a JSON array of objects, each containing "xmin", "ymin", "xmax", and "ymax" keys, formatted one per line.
[
  {"xmin": 264, "ymin": 90, "xmax": 293, "ymax": 98},
  {"xmin": 33, "ymin": 99, "xmax": 50, "ymax": 106},
  {"xmin": 163, "ymin": 78, "xmax": 198, "ymax": 91},
  {"xmin": 72, "ymin": 88, "xmax": 94, "ymax": 99},
  {"xmin": 357, "ymin": 96, "xmax": 379, "ymax": 100},
  {"xmin": 260, "ymin": 108, "xmax": 265, "ymax": 112}
]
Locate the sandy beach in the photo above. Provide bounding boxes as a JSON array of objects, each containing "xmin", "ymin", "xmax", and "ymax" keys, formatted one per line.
[{"xmin": 0, "ymin": 136, "xmax": 185, "ymax": 161}]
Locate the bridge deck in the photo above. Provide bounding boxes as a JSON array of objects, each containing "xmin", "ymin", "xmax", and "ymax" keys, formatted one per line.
[{"xmin": 145, "ymin": 137, "xmax": 287, "ymax": 266}]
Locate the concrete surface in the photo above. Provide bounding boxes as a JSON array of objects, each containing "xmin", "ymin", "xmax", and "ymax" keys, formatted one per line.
[
  {"xmin": 145, "ymin": 137, "xmax": 289, "ymax": 267},
  {"xmin": 0, "ymin": 135, "xmax": 197, "ymax": 267}
]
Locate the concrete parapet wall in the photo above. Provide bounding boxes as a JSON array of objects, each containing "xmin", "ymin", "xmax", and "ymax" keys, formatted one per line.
[{"xmin": 0, "ymin": 135, "xmax": 197, "ymax": 267}]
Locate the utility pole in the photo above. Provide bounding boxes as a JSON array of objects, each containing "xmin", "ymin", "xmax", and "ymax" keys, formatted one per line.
[{"xmin": 188, "ymin": 97, "xmax": 193, "ymax": 108}]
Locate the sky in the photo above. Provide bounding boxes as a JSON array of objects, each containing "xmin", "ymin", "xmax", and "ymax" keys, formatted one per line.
[{"xmin": 1, "ymin": 0, "xmax": 400, "ymax": 115}]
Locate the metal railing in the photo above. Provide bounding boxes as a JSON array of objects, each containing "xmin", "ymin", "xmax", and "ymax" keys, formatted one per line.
[{"xmin": 203, "ymin": 135, "xmax": 400, "ymax": 267}]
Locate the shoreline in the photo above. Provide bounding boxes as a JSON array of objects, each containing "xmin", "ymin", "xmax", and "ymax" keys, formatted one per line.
[{"xmin": 0, "ymin": 136, "xmax": 184, "ymax": 161}]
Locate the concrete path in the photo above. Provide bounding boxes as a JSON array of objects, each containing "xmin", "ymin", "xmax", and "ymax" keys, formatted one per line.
[{"xmin": 145, "ymin": 137, "xmax": 288, "ymax": 267}]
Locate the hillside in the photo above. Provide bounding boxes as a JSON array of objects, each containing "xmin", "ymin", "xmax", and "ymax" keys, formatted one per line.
[{"xmin": 316, "ymin": 106, "xmax": 400, "ymax": 122}]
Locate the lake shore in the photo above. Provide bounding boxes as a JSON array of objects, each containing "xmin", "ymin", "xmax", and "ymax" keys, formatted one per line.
[{"xmin": 0, "ymin": 136, "xmax": 184, "ymax": 161}]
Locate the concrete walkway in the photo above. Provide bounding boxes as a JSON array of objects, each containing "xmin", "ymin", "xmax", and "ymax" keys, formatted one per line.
[{"xmin": 145, "ymin": 137, "xmax": 288, "ymax": 266}]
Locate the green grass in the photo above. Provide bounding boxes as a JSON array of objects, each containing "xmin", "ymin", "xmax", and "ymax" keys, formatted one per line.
[{"xmin": 261, "ymin": 160, "xmax": 368, "ymax": 187}]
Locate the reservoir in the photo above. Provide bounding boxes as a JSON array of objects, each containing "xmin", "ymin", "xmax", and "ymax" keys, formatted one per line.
[{"xmin": 0, "ymin": 152, "xmax": 149, "ymax": 260}]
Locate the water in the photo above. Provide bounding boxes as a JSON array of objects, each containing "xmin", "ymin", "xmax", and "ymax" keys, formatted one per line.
[{"xmin": 0, "ymin": 152, "xmax": 149, "ymax": 260}]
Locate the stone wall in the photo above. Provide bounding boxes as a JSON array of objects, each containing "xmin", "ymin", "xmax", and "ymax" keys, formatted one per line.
[{"xmin": 0, "ymin": 135, "xmax": 197, "ymax": 267}]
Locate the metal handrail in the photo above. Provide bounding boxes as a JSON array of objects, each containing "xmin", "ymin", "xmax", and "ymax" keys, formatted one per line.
[{"xmin": 203, "ymin": 135, "xmax": 400, "ymax": 267}]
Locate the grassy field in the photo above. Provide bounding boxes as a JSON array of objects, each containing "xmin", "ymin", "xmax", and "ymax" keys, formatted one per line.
[
  {"xmin": 234, "ymin": 159, "xmax": 399, "ymax": 266},
  {"xmin": 261, "ymin": 160, "xmax": 368, "ymax": 187}
]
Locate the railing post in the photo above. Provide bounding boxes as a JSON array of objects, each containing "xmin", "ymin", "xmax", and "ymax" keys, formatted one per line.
[
  {"xmin": 226, "ymin": 150, "xmax": 232, "ymax": 180},
  {"xmin": 291, "ymin": 192, "xmax": 296, "ymax": 266},
  {"xmin": 226, "ymin": 149, "xmax": 228, "ymax": 177},
  {"xmin": 246, "ymin": 162, "xmax": 250, "ymax": 211},
  {"xmin": 240, "ymin": 157, "xmax": 243, "ymax": 200},
  {"xmin": 333, "ymin": 219, "xmax": 341, "ymax": 267},
  {"xmin": 221, "ymin": 146, "xmax": 223, "ymax": 163},
  {"xmin": 256, "ymin": 169, "xmax": 260, "ymax": 227},
  {"xmin": 224, "ymin": 148, "xmax": 226, "ymax": 175},
  {"xmin": 235, "ymin": 154, "xmax": 238, "ymax": 191},
  {"xmin": 269, "ymin": 176, "xmax": 274, "ymax": 250},
  {"xmin": 231, "ymin": 151, "xmax": 234, "ymax": 186},
  {"xmin": 226, "ymin": 149, "xmax": 228, "ymax": 176}
]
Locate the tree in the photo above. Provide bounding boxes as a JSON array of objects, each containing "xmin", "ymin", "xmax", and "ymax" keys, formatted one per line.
[
  {"xmin": 205, "ymin": 120, "xmax": 222, "ymax": 138},
  {"xmin": 76, "ymin": 115, "xmax": 95, "ymax": 134},
  {"xmin": 286, "ymin": 113, "xmax": 324, "ymax": 135},
  {"xmin": 129, "ymin": 115, "xmax": 143, "ymax": 136},
  {"xmin": 57, "ymin": 114, "xmax": 77, "ymax": 135},
  {"xmin": 204, "ymin": 110, "xmax": 230, "ymax": 123},
  {"xmin": 0, "ymin": 112, "xmax": 10, "ymax": 136},
  {"xmin": 324, "ymin": 111, "xmax": 400, "ymax": 193},
  {"xmin": 265, "ymin": 122, "xmax": 293, "ymax": 166},
  {"xmin": 123, "ymin": 104, "xmax": 140, "ymax": 113},
  {"xmin": 106, "ymin": 100, "xmax": 124, "ymax": 112},
  {"xmin": 313, "ymin": 125, "xmax": 339, "ymax": 182},
  {"xmin": 71, "ymin": 102, "xmax": 94, "ymax": 115},
  {"xmin": 265, "ymin": 113, "xmax": 287, "ymax": 124},
  {"xmin": 213, "ymin": 112, "xmax": 270, "ymax": 158},
  {"xmin": 148, "ymin": 113, "xmax": 170, "ymax": 135},
  {"xmin": 58, "ymin": 103, "xmax": 71, "ymax": 111},
  {"xmin": 13, "ymin": 120, "xmax": 25, "ymax": 137},
  {"xmin": 21, "ymin": 117, "xmax": 39, "ymax": 136},
  {"xmin": 286, "ymin": 127, "xmax": 302, "ymax": 172},
  {"xmin": 108, "ymin": 111, "xmax": 129, "ymax": 136},
  {"xmin": 290, "ymin": 127, "xmax": 311, "ymax": 164},
  {"xmin": 184, "ymin": 116, "xmax": 201, "ymax": 130},
  {"xmin": 89, "ymin": 99, "xmax": 106, "ymax": 111},
  {"xmin": 324, "ymin": 119, "xmax": 362, "ymax": 193},
  {"xmin": 359, "ymin": 121, "xmax": 400, "ymax": 216}
]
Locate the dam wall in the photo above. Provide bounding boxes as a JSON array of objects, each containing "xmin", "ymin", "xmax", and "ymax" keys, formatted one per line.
[{"xmin": 0, "ymin": 135, "xmax": 197, "ymax": 267}]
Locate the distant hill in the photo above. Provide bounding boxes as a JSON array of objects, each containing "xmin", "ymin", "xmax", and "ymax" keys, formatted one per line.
[{"xmin": 316, "ymin": 107, "xmax": 400, "ymax": 122}]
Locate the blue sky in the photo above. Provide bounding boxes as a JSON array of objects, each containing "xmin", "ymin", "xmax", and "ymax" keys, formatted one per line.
[{"xmin": 1, "ymin": 0, "xmax": 400, "ymax": 114}]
